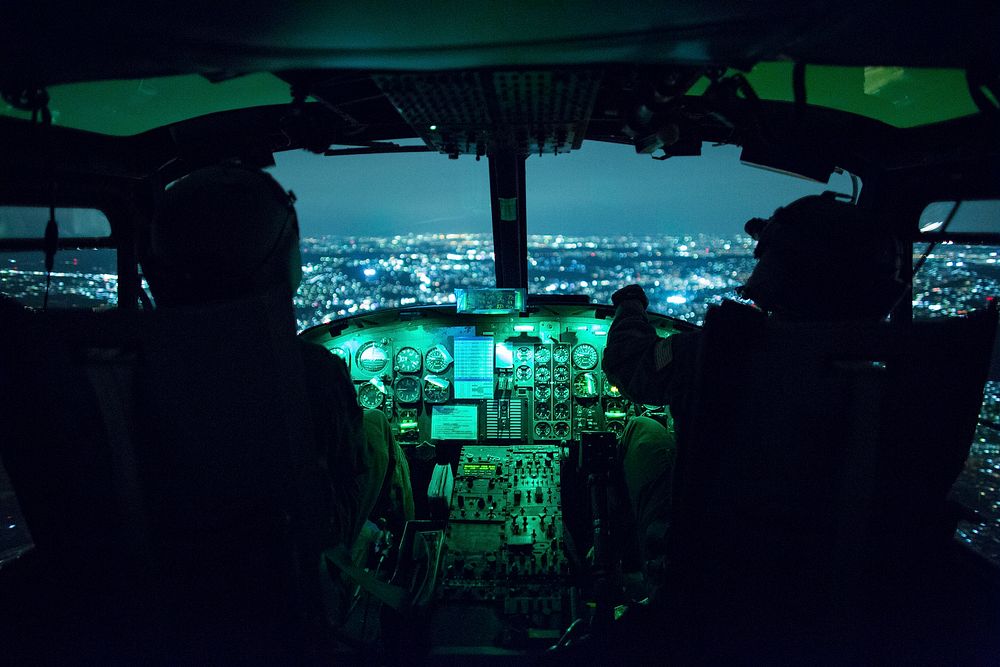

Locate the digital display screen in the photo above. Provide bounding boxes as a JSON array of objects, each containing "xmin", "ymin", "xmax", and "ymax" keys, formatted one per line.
[
  {"xmin": 461, "ymin": 463, "xmax": 496, "ymax": 476},
  {"xmin": 455, "ymin": 288, "xmax": 526, "ymax": 314}
]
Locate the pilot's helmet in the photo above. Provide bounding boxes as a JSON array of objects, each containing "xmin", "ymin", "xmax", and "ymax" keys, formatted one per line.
[
  {"xmin": 739, "ymin": 192, "xmax": 902, "ymax": 320},
  {"xmin": 140, "ymin": 163, "xmax": 299, "ymax": 306}
]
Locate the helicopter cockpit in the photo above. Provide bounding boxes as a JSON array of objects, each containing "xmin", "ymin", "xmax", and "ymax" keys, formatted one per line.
[{"xmin": 2, "ymin": 4, "xmax": 1000, "ymax": 664}]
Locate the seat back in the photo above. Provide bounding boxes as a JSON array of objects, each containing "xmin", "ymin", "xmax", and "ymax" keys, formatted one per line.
[{"xmin": 667, "ymin": 301, "xmax": 997, "ymax": 658}]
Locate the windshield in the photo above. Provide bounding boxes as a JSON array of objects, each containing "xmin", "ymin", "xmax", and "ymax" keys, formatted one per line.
[
  {"xmin": 526, "ymin": 142, "xmax": 857, "ymax": 324},
  {"xmin": 270, "ymin": 148, "xmax": 492, "ymax": 330}
]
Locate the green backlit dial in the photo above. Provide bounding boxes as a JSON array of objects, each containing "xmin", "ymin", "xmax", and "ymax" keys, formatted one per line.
[
  {"xmin": 423, "ymin": 377, "xmax": 450, "ymax": 403},
  {"xmin": 394, "ymin": 346, "xmax": 422, "ymax": 373},
  {"xmin": 553, "ymin": 345, "xmax": 570, "ymax": 364},
  {"xmin": 535, "ymin": 384, "xmax": 551, "ymax": 402},
  {"xmin": 553, "ymin": 421, "xmax": 570, "ymax": 439},
  {"xmin": 534, "ymin": 422, "xmax": 552, "ymax": 438},
  {"xmin": 534, "ymin": 366, "xmax": 551, "ymax": 384},
  {"xmin": 572, "ymin": 343, "xmax": 599, "ymax": 370},
  {"xmin": 534, "ymin": 345, "xmax": 551, "ymax": 365},
  {"xmin": 516, "ymin": 346, "xmax": 533, "ymax": 363},
  {"xmin": 357, "ymin": 383, "xmax": 384, "ymax": 409},
  {"xmin": 357, "ymin": 341, "xmax": 390, "ymax": 373},
  {"xmin": 535, "ymin": 402, "xmax": 551, "ymax": 420},
  {"xmin": 394, "ymin": 375, "xmax": 421, "ymax": 403},
  {"xmin": 553, "ymin": 402, "xmax": 570, "ymax": 420},
  {"xmin": 573, "ymin": 372, "xmax": 599, "ymax": 398},
  {"xmin": 425, "ymin": 347, "xmax": 451, "ymax": 374},
  {"xmin": 553, "ymin": 365, "xmax": 569, "ymax": 383},
  {"xmin": 554, "ymin": 384, "xmax": 570, "ymax": 403}
]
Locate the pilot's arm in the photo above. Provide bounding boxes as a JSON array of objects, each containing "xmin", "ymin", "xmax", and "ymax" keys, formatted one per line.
[{"xmin": 602, "ymin": 284, "xmax": 699, "ymax": 407}]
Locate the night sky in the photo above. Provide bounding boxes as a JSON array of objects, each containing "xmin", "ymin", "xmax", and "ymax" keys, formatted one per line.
[{"xmin": 271, "ymin": 141, "xmax": 853, "ymax": 239}]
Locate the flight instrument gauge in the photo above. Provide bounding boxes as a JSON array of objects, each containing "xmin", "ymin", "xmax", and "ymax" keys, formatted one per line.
[
  {"xmin": 534, "ymin": 346, "xmax": 551, "ymax": 365},
  {"xmin": 516, "ymin": 346, "xmax": 533, "ymax": 363},
  {"xmin": 423, "ymin": 376, "xmax": 450, "ymax": 403},
  {"xmin": 553, "ymin": 345, "xmax": 570, "ymax": 364},
  {"xmin": 534, "ymin": 385, "xmax": 551, "ymax": 402},
  {"xmin": 329, "ymin": 346, "xmax": 350, "ymax": 368},
  {"xmin": 553, "ymin": 421, "xmax": 570, "ymax": 439},
  {"xmin": 572, "ymin": 344, "xmax": 599, "ymax": 370},
  {"xmin": 357, "ymin": 383, "xmax": 384, "ymax": 409},
  {"xmin": 515, "ymin": 365, "xmax": 533, "ymax": 381},
  {"xmin": 553, "ymin": 365, "xmax": 570, "ymax": 383},
  {"xmin": 534, "ymin": 366, "xmax": 551, "ymax": 384},
  {"xmin": 425, "ymin": 346, "xmax": 452, "ymax": 374},
  {"xmin": 573, "ymin": 372, "xmax": 599, "ymax": 398},
  {"xmin": 553, "ymin": 402, "xmax": 570, "ymax": 420},
  {"xmin": 534, "ymin": 422, "xmax": 552, "ymax": 439},
  {"xmin": 357, "ymin": 341, "xmax": 390, "ymax": 373},
  {"xmin": 535, "ymin": 402, "xmax": 551, "ymax": 420},
  {"xmin": 602, "ymin": 373, "xmax": 622, "ymax": 397},
  {"xmin": 554, "ymin": 384, "xmax": 570, "ymax": 403},
  {"xmin": 394, "ymin": 346, "xmax": 422, "ymax": 373},
  {"xmin": 606, "ymin": 420, "xmax": 625, "ymax": 438},
  {"xmin": 394, "ymin": 376, "xmax": 421, "ymax": 403}
]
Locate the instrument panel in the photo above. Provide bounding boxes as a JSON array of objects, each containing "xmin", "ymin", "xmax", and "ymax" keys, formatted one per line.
[{"xmin": 302, "ymin": 303, "xmax": 686, "ymax": 446}]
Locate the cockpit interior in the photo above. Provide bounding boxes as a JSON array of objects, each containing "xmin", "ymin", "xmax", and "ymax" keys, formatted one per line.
[{"xmin": 1, "ymin": 3, "xmax": 1000, "ymax": 664}]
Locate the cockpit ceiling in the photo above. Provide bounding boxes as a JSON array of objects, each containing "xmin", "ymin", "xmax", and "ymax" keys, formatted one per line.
[
  {"xmin": 1, "ymin": 2, "xmax": 997, "ymax": 87},
  {"xmin": 0, "ymin": 64, "xmax": 984, "ymax": 139}
]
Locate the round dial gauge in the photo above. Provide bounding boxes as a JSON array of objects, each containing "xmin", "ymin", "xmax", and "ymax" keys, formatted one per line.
[
  {"xmin": 394, "ymin": 346, "xmax": 422, "ymax": 373},
  {"xmin": 394, "ymin": 376, "xmax": 421, "ymax": 403},
  {"xmin": 553, "ymin": 346, "xmax": 570, "ymax": 364},
  {"xmin": 553, "ymin": 365, "xmax": 570, "ymax": 383},
  {"xmin": 357, "ymin": 383, "xmax": 384, "ymax": 409},
  {"xmin": 423, "ymin": 377, "xmax": 450, "ymax": 403},
  {"xmin": 357, "ymin": 341, "xmax": 390, "ymax": 373},
  {"xmin": 534, "ymin": 385, "xmax": 551, "ymax": 402},
  {"xmin": 573, "ymin": 372, "xmax": 599, "ymax": 398},
  {"xmin": 553, "ymin": 421, "xmax": 570, "ymax": 439},
  {"xmin": 534, "ymin": 422, "xmax": 552, "ymax": 438},
  {"xmin": 605, "ymin": 399, "xmax": 626, "ymax": 415},
  {"xmin": 534, "ymin": 366, "xmax": 551, "ymax": 384},
  {"xmin": 606, "ymin": 420, "xmax": 625, "ymax": 437},
  {"xmin": 515, "ymin": 365, "xmax": 533, "ymax": 381},
  {"xmin": 534, "ymin": 402, "xmax": 551, "ymax": 420},
  {"xmin": 554, "ymin": 384, "xmax": 570, "ymax": 403},
  {"xmin": 572, "ymin": 344, "xmax": 599, "ymax": 370},
  {"xmin": 602, "ymin": 374, "xmax": 622, "ymax": 397},
  {"xmin": 534, "ymin": 346, "xmax": 551, "ymax": 365},
  {"xmin": 329, "ymin": 346, "xmax": 350, "ymax": 366},
  {"xmin": 516, "ymin": 346, "xmax": 533, "ymax": 363},
  {"xmin": 425, "ymin": 347, "xmax": 451, "ymax": 374},
  {"xmin": 553, "ymin": 402, "xmax": 570, "ymax": 420}
]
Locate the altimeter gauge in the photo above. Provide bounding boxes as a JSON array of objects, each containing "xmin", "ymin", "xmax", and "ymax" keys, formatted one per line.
[
  {"xmin": 572, "ymin": 344, "xmax": 599, "ymax": 370},
  {"xmin": 573, "ymin": 372, "xmax": 599, "ymax": 398},
  {"xmin": 394, "ymin": 346, "xmax": 422, "ymax": 373},
  {"xmin": 425, "ymin": 345, "xmax": 453, "ymax": 374},
  {"xmin": 423, "ymin": 376, "xmax": 451, "ymax": 404},
  {"xmin": 394, "ymin": 376, "xmax": 421, "ymax": 403},
  {"xmin": 357, "ymin": 341, "xmax": 390, "ymax": 373},
  {"xmin": 357, "ymin": 382, "xmax": 385, "ymax": 409}
]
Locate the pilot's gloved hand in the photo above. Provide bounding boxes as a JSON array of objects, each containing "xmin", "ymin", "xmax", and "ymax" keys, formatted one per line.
[{"xmin": 611, "ymin": 284, "xmax": 648, "ymax": 310}]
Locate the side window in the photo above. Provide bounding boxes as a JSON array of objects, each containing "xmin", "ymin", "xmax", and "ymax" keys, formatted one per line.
[
  {"xmin": 0, "ymin": 461, "xmax": 33, "ymax": 567},
  {"xmin": 0, "ymin": 206, "xmax": 116, "ymax": 309},
  {"xmin": 913, "ymin": 239, "xmax": 1000, "ymax": 566}
]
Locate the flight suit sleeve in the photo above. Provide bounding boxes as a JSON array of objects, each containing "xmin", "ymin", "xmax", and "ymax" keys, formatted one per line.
[{"xmin": 602, "ymin": 298, "xmax": 699, "ymax": 407}]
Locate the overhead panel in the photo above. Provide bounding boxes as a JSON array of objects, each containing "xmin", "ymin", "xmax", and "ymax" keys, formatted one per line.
[{"xmin": 373, "ymin": 69, "xmax": 602, "ymax": 157}]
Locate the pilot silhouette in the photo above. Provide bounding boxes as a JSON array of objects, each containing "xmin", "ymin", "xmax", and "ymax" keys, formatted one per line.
[
  {"xmin": 603, "ymin": 192, "xmax": 903, "ymax": 568},
  {"xmin": 139, "ymin": 163, "xmax": 413, "ymax": 554}
]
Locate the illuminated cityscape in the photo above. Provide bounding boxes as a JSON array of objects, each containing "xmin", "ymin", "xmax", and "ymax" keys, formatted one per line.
[{"xmin": 0, "ymin": 234, "xmax": 997, "ymax": 566}]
